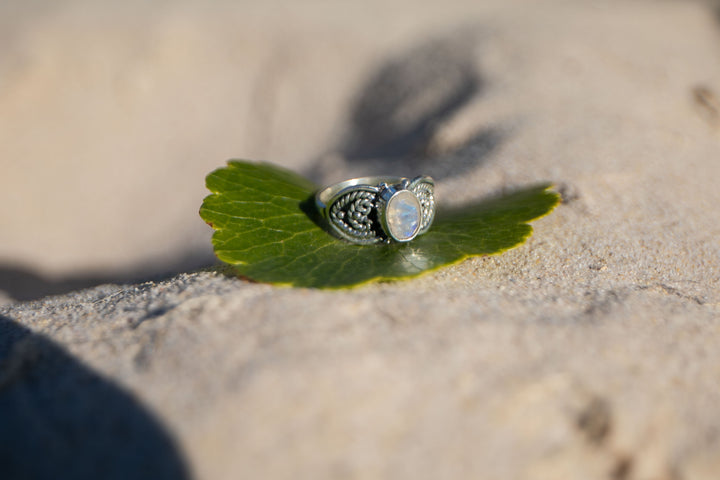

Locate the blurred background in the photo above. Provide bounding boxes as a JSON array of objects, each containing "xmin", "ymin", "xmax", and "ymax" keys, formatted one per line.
[{"xmin": 2, "ymin": 0, "xmax": 720, "ymax": 303}]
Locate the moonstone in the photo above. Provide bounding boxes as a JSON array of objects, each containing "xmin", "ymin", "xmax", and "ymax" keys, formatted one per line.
[{"xmin": 386, "ymin": 190, "xmax": 421, "ymax": 241}]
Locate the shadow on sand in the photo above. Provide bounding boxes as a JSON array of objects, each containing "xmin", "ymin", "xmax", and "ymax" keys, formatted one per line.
[{"xmin": 0, "ymin": 314, "xmax": 190, "ymax": 480}]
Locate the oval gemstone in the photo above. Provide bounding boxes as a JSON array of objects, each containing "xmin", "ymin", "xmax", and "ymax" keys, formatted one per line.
[{"xmin": 386, "ymin": 190, "xmax": 422, "ymax": 241}]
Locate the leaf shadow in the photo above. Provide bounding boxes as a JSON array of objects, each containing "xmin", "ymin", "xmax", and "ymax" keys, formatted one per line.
[
  {"xmin": 0, "ymin": 313, "xmax": 190, "ymax": 479},
  {"xmin": 341, "ymin": 33, "xmax": 481, "ymax": 161},
  {"xmin": 307, "ymin": 26, "xmax": 505, "ymax": 184}
]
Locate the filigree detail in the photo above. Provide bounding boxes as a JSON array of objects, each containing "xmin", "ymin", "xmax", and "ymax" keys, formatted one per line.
[
  {"xmin": 411, "ymin": 181, "xmax": 435, "ymax": 232},
  {"xmin": 329, "ymin": 190, "xmax": 382, "ymax": 242}
]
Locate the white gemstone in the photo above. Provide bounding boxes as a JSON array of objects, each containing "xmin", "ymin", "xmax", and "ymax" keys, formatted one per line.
[{"xmin": 386, "ymin": 190, "xmax": 421, "ymax": 241}]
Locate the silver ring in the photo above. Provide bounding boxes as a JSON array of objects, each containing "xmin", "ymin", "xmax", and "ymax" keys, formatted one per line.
[{"xmin": 315, "ymin": 175, "xmax": 435, "ymax": 244}]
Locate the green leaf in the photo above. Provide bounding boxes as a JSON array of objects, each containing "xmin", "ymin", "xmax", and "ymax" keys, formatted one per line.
[{"xmin": 199, "ymin": 161, "xmax": 559, "ymax": 288}]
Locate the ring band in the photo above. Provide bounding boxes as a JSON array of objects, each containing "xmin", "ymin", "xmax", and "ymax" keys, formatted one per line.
[{"xmin": 315, "ymin": 175, "xmax": 435, "ymax": 244}]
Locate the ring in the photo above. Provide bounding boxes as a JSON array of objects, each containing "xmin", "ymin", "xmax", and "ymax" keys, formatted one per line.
[{"xmin": 315, "ymin": 175, "xmax": 435, "ymax": 244}]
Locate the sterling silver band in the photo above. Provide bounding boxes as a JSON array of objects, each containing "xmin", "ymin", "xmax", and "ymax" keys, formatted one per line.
[{"xmin": 316, "ymin": 175, "xmax": 435, "ymax": 244}]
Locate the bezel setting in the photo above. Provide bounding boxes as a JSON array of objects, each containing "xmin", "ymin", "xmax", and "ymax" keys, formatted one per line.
[{"xmin": 377, "ymin": 183, "xmax": 423, "ymax": 242}]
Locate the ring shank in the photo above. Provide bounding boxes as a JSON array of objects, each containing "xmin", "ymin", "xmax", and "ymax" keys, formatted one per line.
[{"xmin": 315, "ymin": 176, "xmax": 406, "ymax": 212}]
